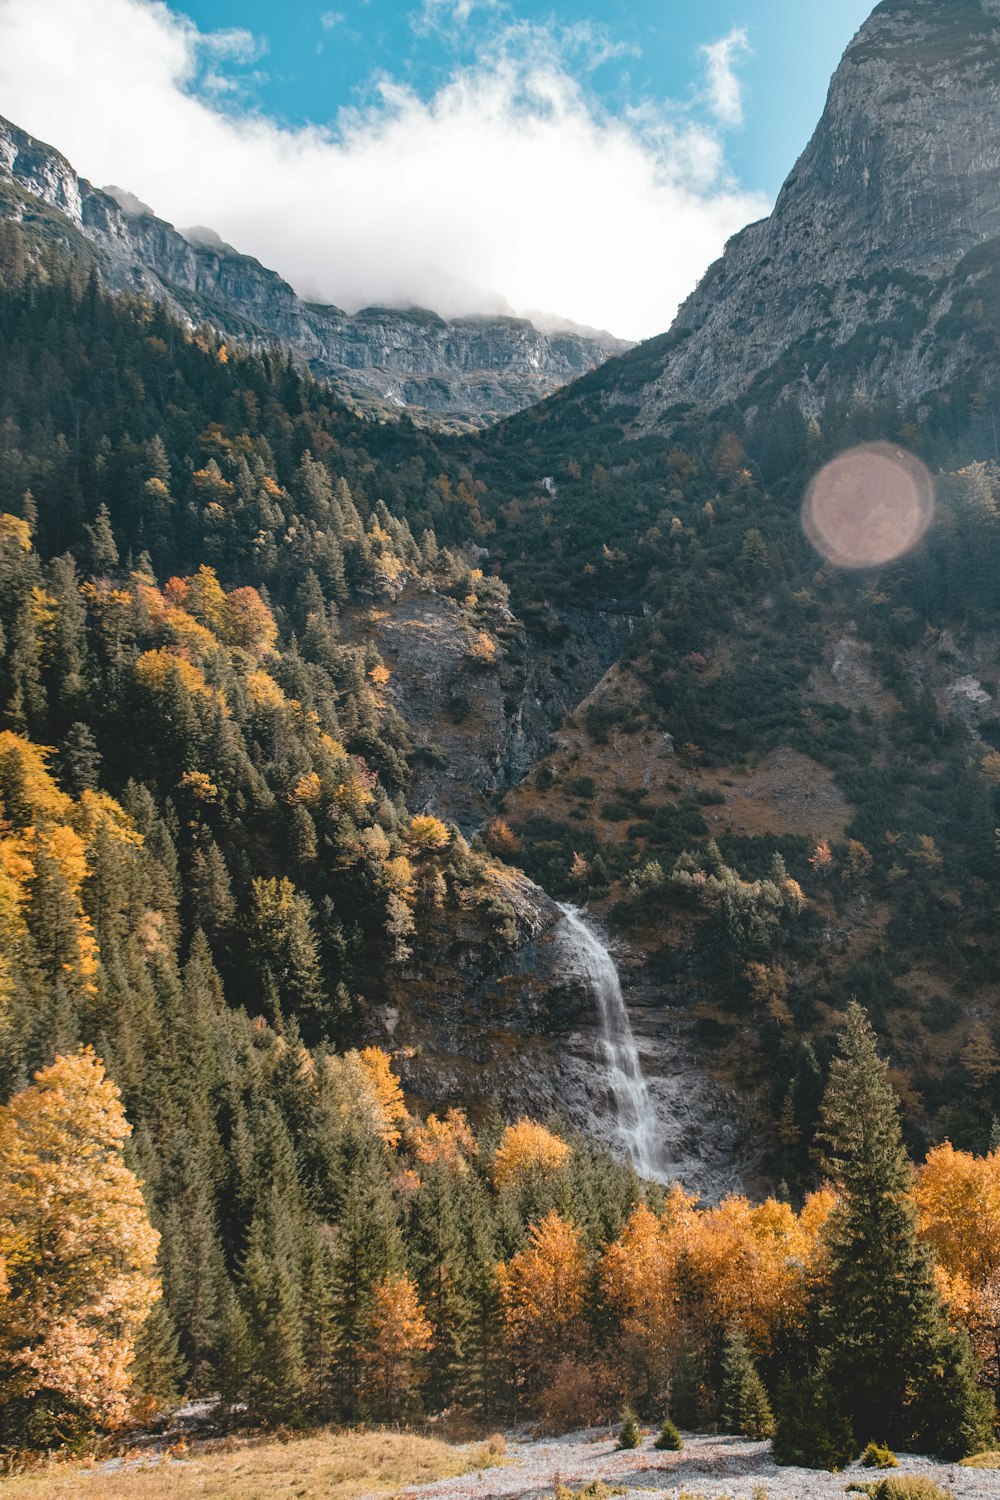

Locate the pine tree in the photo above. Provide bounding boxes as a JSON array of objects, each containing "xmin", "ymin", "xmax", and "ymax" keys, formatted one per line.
[
  {"xmin": 83, "ymin": 502, "xmax": 119, "ymax": 574},
  {"xmin": 781, "ymin": 1003, "xmax": 995, "ymax": 1462},
  {"xmin": 718, "ymin": 1325, "xmax": 774, "ymax": 1439},
  {"xmin": 238, "ymin": 1198, "xmax": 308, "ymax": 1423},
  {"xmin": 668, "ymin": 1344, "xmax": 705, "ymax": 1430},
  {"xmin": 59, "ymin": 721, "xmax": 100, "ymax": 795},
  {"xmin": 654, "ymin": 1415, "xmax": 683, "ymax": 1449},
  {"xmin": 616, "ymin": 1406, "xmax": 642, "ymax": 1449},
  {"xmin": 410, "ymin": 1158, "xmax": 475, "ymax": 1411},
  {"xmin": 329, "ymin": 1140, "xmax": 404, "ymax": 1416},
  {"xmin": 130, "ymin": 1299, "xmax": 187, "ymax": 1424}
]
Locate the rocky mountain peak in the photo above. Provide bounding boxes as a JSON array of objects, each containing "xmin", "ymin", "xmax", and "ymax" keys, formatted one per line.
[
  {"xmin": 0, "ymin": 114, "xmax": 630, "ymax": 429},
  {"xmin": 629, "ymin": 0, "xmax": 1000, "ymax": 428}
]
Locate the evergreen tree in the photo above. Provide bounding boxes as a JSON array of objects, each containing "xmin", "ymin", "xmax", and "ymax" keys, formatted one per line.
[
  {"xmin": 778, "ymin": 1003, "xmax": 995, "ymax": 1462},
  {"xmin": 668, "ymin": 1343, "xmax": 706, "ymax": 1430},
  {"xmin": 616, "ymin": 1406, "xmax": 642, "ymax": 1449},
  {"xmin": 654, "ymin": 1416, "xmax": 683, "ymax": 1450},
  {"xmin": 329, "ymin": 1140, "xmax": 404, "ymax": 1416},
  {"xmin": 718, "ymin": 1325, "xmax": 774, "ymax": 1440},
  {"xmin": 83, "ymin": 503, "xmax": 119, "ymax": 574},
  {"xmin": 130, "ymin": 1299, "xmax": 187, "ymax": 1423}
]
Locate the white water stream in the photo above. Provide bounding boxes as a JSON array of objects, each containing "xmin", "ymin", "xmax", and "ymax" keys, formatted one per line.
[{"xmin": 556, "ymin": 902, "xmax": 664, "ymax": 1181}]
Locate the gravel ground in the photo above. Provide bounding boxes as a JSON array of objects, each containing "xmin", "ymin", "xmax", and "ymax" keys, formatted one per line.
[{"xmin": 402, "ymin": 1431, "xmax": 1000, "ymax": 1500}]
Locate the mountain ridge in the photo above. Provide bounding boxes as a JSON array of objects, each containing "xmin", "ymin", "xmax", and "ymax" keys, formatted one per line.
[
  {"xmin": 0, "ymin": 112, "xmax": 630, "ymax": 429},
  {"xmin": 575, "ymin": 0, "xmax": 1000, "ymax": 432}
]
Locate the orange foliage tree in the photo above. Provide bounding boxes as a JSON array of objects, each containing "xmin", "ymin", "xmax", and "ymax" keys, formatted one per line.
[
  {"xmin": 496, "ymin": 1210, "xmax": 588, "ymax": 1403},
  {"xmin": 600, "ymin": 1189, "xmax": 698, "ymax": 1398},
  {"xmin": 321, "ymin": 1046, "xmax": 408, "ymax": 1149},
  {"xmin": 410, "ymin": 1107, "xmax": 478, "ymax": 1172},
  {"xmin": 360, "ymin": 1273, "xmax": 433, "ymax": 1420},
  {"xmin": 492, "ymin": 1119, "xmax": 571, "ymax": 1191},
  {"xmin": 0, "ymin": 1049, "xmax": 160, "ymax": 1443},
  {"xmin": 681, "ymin": 1190, "xmax": 835, "ymax": 1352},
  {"xmin": 598, "ymin": 1184, "xmax": 835, "ymax": 1411},
  {"xmin": 913, "ymin": 1142, "xmax": 1000, "ymax": 1383},
  {"xmin": 0, "ymin": 734, "xmax": 137, "ymax": 1003}
]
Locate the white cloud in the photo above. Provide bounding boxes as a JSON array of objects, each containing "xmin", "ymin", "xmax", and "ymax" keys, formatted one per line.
[
  {"xmin": 420, "ymin": 0, "xmax": 500, "ymax": 26},
  {"xmin": 319, "ymin": 11, "xmax": 344, "ymax": 31},
  {"xmin": 0, "ymin": 0, "xmax": 768, "ymax": 341},
  {"xmin": 699, "ymin": 26, "xmax": 751, "ymax": 128}
]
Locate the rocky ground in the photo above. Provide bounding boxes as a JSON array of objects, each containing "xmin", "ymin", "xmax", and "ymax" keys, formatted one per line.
[{"xmin": 401, "ymin": 1431, "xmax": 1000, "ymax": 1500}]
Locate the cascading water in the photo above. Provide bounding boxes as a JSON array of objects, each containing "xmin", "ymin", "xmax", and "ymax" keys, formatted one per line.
[{"xmin": 556, "ymin": 902, "xmax": 664, "ymax": 1181}]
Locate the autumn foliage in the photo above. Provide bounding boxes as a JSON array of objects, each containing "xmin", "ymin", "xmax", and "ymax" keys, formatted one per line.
[
  {"xmin": 496, "ymin": 1211, "xmax": 587, "ymax": 1397},
  {"xmin": 0, "ymin": 1049, "xmax": 160, "ymax": 1443},
  {"xmin": 360, "ymin": 1274, "xmax": 433, "ymax": 1420},
  {"xmin": 492, "ymin": 1119, "xmax": 571, "ymax": 1190}
]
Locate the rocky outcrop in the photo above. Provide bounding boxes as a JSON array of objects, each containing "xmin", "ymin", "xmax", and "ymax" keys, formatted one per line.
[
  {"xmin": 624, "ymin": 0, "xmax": 1000, "ymax": 427},
  {"xmin": 344, "ymin": 584, "xmax": 636, "ymax": 831},
  {"xmin": 373, "ymin": 882, "xmax": 751, "ymax": 1199},
  {"xmin": 0, "ymin": 114, "xmax": 629, "ymax": 427}
]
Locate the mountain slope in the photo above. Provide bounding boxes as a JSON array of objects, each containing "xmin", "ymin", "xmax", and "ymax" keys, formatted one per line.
[
  {"xmin": 568, "ymin": 0, "xmax": 1000, "ymax": 430},
  {"xmin": 0, "ymin": 114, "xmax": 629, "ymax": 429}
]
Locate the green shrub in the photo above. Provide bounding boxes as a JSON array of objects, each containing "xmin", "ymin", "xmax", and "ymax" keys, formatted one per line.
[
  {"xmin": 861, "ymin": 1442, "xmax": 899, "ymax": 1469},
  {"xmin": 654, "ymin": 1417, "xmax": 683, "ymax": 1450},
  {"xmin": 845, "ymin": 1479, "xmax": 955, "ymax": 1500},
  {"xmin": 616, "ymin": 1406, "xmax": 642, "ymax": 1450},
  {"xmin": 554, "ymin": 1484, "xmax": 626, "ymax": 1500}
]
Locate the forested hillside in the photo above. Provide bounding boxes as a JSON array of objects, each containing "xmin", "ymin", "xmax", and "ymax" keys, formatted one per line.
[
  {"xmin": 8, "ymin": 1, "xmax": 1000, "ymax": 1453},
  {"xmin": 475, "ymin": 362, "xmax": 1000, "ymax": 1177}
]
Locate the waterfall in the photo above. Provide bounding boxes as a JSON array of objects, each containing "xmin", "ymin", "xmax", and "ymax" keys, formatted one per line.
[{"xmin": 556, "ymin": 902, "xmax": 663, "ymax": 1181}]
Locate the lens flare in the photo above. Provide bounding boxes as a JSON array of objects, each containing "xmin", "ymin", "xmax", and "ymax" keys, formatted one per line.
[{"xmin": 802, "ymin": 443, "xmax": 935, "ymax": 568}]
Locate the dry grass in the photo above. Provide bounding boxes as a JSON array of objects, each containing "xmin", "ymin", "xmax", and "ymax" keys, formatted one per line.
[{"xmin": 0, "ymin": 1428, "xmax": 499, "ymax": 1500}]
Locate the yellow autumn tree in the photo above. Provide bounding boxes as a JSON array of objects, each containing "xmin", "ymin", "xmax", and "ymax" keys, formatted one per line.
[
  {"xmin": 0, "ymin": 735, "xmax": 143, "ymax": 999},
  {"xmin": 600, "ymin": 1189, "xmax": 698, "ymax": 1392},
  {"xmin": 410, "ymin": 1107, "xmax": 478, "ymax": 1172},
  {"xmin": 913, "ymin": 1142, "xmax": 1000, "ymax": 1382},
  {"xmin": 496, "ymin": 1211, "xmax": 587, "ymax": 1399},
  {"xmin": 321, "ymin": 1046, "xmax": 408, "ymax": 1148},
  {"xmin": 406, "ymin": 814, "xmax": 451, "ymax": 854},
  {"xmin": 0, "ymin": 1049, "xmax": 160, "ymax": 1443},
  {"xmin": 493, "ymin": 1119, "xmax": 571, "ymax": 1190},
  {"xmin": 682, "ymin": 1191, "xmax": 834, "ymax": 1351},
  {"xmin": 359, "ymin": 1273, "xmax": 433, "ymax": 1420}
]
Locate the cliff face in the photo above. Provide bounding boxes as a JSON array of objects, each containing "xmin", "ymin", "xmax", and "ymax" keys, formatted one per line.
[
  {"xmin": 0, "ymin": 114, "xmax": 629, "ymax": 428},
  {"xmin": 627, "ymin": 0, "xmax": 1000, "ymax": 426}
]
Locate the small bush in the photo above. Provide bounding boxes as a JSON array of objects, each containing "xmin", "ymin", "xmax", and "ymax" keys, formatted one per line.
[
  {"xmin": 535, "ymin": 1356, "xmax": 617, "ymax": 1434},
  {"xmin": 846, "ymin": 1479, "xmax": 955, "ymax": 1500},
  {"xmin": 565, "ymin": 776, "xmax": 596, "ymax": 799},
  {"xmin": 961, "ymin": 1450, "xmax": 1000, "ymax": 1467},
  {"xmin": 862, "ymin": 1442, "xmax": 898, "ymax": 1469},
  {"xmin": 616, "ymin": 1406, "xmax": 642, "ymax": 1450},
  {"xmin": 554, "ymin": 1483, "xmax": 626, "ymax": 1500},
  {"xmin": 654, "ymin": 1417, "xmax": 683, "ymax": 1450}
]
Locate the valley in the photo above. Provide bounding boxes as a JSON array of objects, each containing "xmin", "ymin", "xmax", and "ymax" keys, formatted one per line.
[{"xmin": 5, "ymin": 0, "xmax": 1000, "ymax": 1477}]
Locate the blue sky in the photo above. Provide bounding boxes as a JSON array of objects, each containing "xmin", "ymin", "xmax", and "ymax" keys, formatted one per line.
[
  {"xmin": 0, "ymin": 0, "xmax": 877, "ymax": 337},
  {"xmin": 176, "ymin": 0, "xmax": 874, "ymax": 197}
]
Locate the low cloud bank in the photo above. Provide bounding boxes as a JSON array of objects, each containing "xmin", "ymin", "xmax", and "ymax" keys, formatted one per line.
[{"xmin": 0, "ymin": 0, "xmax": 769, "ymax": 340}]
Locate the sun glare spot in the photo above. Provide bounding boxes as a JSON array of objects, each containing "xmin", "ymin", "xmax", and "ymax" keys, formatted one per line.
[{"xmin": 802, "ymin": 442, "xmax": 935, "ymax": 568}]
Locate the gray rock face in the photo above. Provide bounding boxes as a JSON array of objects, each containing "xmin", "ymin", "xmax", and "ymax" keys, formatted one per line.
[
  {"xmin": 630, "ymin": 0, "xmax": 1000, "ymax": 427},
  {"xmin": 0, "ymin": 114, "xmax": 630, "ymax": 427},
  {"xmin": 346, "ymin": 586, "xmax": 635, "ymax": 832}
]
